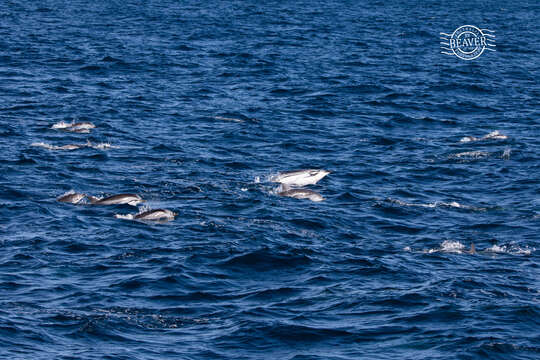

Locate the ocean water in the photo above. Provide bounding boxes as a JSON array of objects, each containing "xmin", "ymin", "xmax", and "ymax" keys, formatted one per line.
[{"xmin": 1, "ymin": 1, "xmax": 539, "ymax": 359}]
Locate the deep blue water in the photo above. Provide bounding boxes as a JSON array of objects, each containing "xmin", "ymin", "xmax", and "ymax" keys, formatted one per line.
[{"xmin": 1, "ymin": 1, "xmax": 539, "ymax": 359}]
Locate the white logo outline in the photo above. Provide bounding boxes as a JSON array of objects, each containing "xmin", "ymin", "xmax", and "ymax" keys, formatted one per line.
[{"xmin": 440, "ymin": 25, "xmax": 496, "ymax": 60}]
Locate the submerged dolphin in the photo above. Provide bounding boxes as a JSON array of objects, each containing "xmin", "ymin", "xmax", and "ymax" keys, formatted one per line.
[
  {"xmin": 57, "ymin": 192, "xmax": 86, "ymax": 204},
  {"xmin": 88, "ymin": 193, "xmax": 143, "ymax": 206},
  {"xmin": 271, "ymin": 169, "xmax": 330, "ymax": 187},
  {"xmin": 279, "ymin": 188, "xmax": 324, "ymax": 202}
]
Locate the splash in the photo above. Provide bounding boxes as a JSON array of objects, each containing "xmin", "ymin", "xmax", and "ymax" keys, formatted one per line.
[
  {"xmin": 114, "ymin": 213, "xmax": 134, "ymax": 220},
  {"xmin": 451, "ymin": 151, "xmax": 489, "ymax": 159},
  {"xmin": 90, "ymin": 142, "xmax": 116, "ymax": 149},
  {"xmin": 459, "ymin": 130, "xmax": 508, "ymax": 143},
  {"xmin": 425, "ymin": 240, "xmax": 467, "ymax": 254},
  {"xmin": 485, "ymin": 244, "xmax": 534, "ymax": 256},
  {"xmin": 51, "ymin": 121, "xmax": 73, "ymax": 129},
  {"xmin": 114, "ymin": 205, "xmax": 151, "ymax": 221},
  {"xmin": 414, "ymin": 242, "xmax": 534, "ymax": 255}
]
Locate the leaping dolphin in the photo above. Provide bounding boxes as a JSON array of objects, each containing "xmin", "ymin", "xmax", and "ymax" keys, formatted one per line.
[
  {"xmin": 271, "ymin": 169, "xmax": 330, "ymax": 187},
  {"xmin": 279, "ymin": 188, "xmax": 324, "ymax": 202},
  {"xmin": 88, "ymin": 193, "xmax": 143, "ymax": 206}
]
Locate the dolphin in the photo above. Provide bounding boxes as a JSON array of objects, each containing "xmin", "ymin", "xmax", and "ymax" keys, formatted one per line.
[
  {"xmin": 32, "ymin": 142, "xmax": 86, "ymax": 151},
  {"xmin": 279, "ymin": 188, "xmax": 324, "ymax": 202},
  {"xmin": 271, "ymin": 169, "xmax": 330, "ymax": 187},
  {"xmin": 59, "ymin": 144, "xmax": 85, "ymax": 150},
  {"xmin": 67, "ymin": 122, "xmax": 95, "ymax": 133},
  {"xmin": 88, "ymin": 193, "xmax": 143, "ymax": 206},
  {"xmin": 115, "ymin": 209, "xmax": 177, "ymax": 222},
  {"xmin": 134, "ymin": 209, "xmax": 176, "ymax": 221},
  {"xmin": 460, "ymin": 130, "xmax": 507, "ymax": 143},
  {"xmin": 57, "ymin": 192, "xmax": 86, "ymax": 204},
  {"xmin": 52, "ymin": 121, "xmax": 95, "ymax": 133}
]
